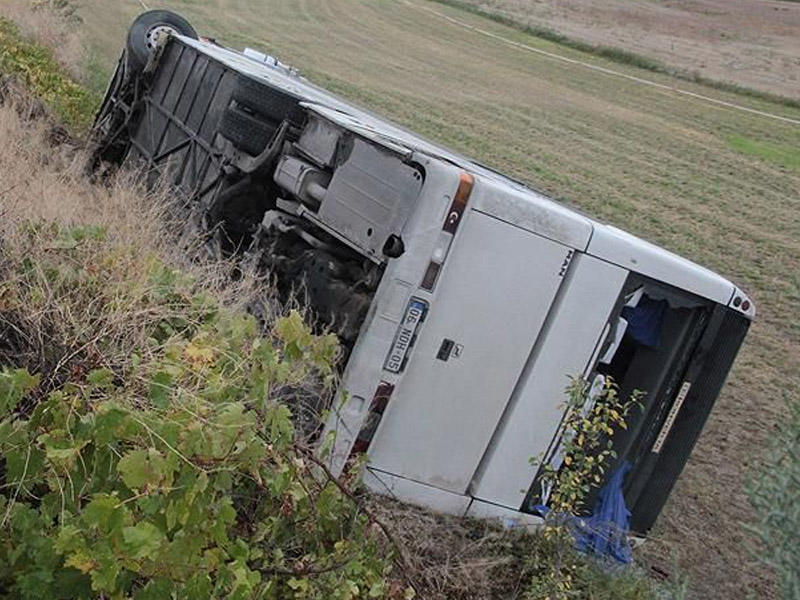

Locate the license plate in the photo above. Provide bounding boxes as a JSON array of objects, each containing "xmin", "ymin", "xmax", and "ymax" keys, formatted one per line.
[{"xmin": 384, "ymin": 298, "xmax": 428, "ymax": 373}]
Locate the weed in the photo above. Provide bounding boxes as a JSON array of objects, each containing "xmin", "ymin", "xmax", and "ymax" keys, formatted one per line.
[
  {"xmin": 0, "ymin": 16, "xmax": 98, "ymax": 131},
  {"xmin": 0, "ymin": 242, "xmax": 387, "ymax": 597},
  {"xmin": 527, "ymin": 377, "xmax": 642, "ymax": 599},
  {"xmin": 747, "ymin": 393, "xmax": 800, "ymax": 600}
]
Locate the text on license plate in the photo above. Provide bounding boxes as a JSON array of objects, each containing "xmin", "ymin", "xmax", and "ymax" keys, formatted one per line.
[{"xmin": 384, "ymin": 298, "xmax": 428, "ymax": 373}]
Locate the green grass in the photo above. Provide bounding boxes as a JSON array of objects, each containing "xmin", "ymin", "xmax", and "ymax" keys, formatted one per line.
[
  {"xmin": 726, "ymin": 134, "xmax": 800, "ymax": 172},
  {"xmin": 84, "ymin": 46, "xmax": 114, "ymax": 96},
  {"xmin": 748, "ymin": 393, "xmax": 800, "ymax": 600},
  {"xmin": 0, "ymin": 17, "xmax": 98, "ymax": 131}
]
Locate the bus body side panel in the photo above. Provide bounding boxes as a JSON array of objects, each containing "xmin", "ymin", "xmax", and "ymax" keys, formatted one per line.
[{"xmin": 126, "ymin": 40, "xmax": 234, "ymax": 203}]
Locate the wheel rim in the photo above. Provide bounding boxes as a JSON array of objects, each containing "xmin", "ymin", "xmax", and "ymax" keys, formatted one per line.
[{"xmin": 144, "ymin": 24, "xmax": 178, "ymax": 53}]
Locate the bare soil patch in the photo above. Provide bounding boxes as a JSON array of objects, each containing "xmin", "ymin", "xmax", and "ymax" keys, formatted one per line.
[{"xmin": 459, "ymin": 0, "xmax": 800, "ymax": 98}]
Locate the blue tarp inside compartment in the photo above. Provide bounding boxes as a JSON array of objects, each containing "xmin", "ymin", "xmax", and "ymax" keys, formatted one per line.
[
  {"xmin": 622, "ymin": 296, "xmax": 668, "ymax": 348},
  {"xmin": 573, "ymin": 461, "xmax": 633, "ymax": 564},
  {"xmin": 533, "ymin": 462, "xmax": 633, "ymax": 565}
]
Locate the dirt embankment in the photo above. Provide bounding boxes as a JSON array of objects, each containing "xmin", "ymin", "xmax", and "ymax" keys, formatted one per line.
[{"xmin": 459, "ymin": 0, "xmax": 800, "ymax": 99}]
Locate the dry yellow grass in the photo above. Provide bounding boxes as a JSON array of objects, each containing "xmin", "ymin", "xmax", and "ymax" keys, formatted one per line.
[
  {"xmin": 0, "ymin": 94, "xmax": 139, "ymax": 229},
  {"xmin": 0, "ymin": 84, "xmax": 272, "ymax": 390}
]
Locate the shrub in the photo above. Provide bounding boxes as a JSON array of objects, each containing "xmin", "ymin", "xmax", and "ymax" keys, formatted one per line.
[
  {"xmin": 0, "ymin": 224, "xmax": 398, "ymax": 599},
  {"xmin": 0, "ymin": 15, "xmax": 97, "ymax": 131},
  {"xmin": 748, "ymin": 394, "xmax": 800, "ymax": 600},
  {"xmin": 528, "ymin": 377, "xmax": 642, "ymax": 599}
]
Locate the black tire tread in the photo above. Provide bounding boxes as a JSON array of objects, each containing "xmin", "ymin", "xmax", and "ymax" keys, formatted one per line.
[
  {"xmin": 126, "ymin": 10, "xmax": 197, "ymax": 73},
  {"xmin": 231, "ymin": 75, "xmax": 305, "ymax": 126},
  {"xmin": 219, "ymin": 106, "xmax": 273, "ymax": 156}
]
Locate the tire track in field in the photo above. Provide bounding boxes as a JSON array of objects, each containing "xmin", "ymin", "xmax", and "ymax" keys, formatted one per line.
[
  {"xmin": 402, "ymin": 0, "xmax": 800, "ymax": 126},
  {"xmin": 296, "ymin": 0, "xmax": 799, "ymax": 204}
]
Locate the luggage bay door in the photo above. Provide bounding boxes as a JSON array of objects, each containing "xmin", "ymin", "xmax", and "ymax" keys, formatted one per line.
[{"xmin": 366, "ymin": 211, "xmax": 573, "ymax": 495}]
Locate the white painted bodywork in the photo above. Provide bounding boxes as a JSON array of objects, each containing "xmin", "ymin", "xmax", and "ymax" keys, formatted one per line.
[
  {"xmin": 323, "ymin": 159, "xmax": 463, "ymax": 473},
  {"xmin": 176, "ymin": 36, "xmax": 754, "ymax": 526},
  {"xmin": 587, "ymin": 225, "xmax": 734, "ymax": 305},
  {"xmin": 367, "ymin": 210, "xmax": 570, "ymax": 493},
  {"xmin": 363, "ymin": 468, "xmax": 473, "ymax": 515},
  {"xmin": 470, "ymin": 254, "xmax": 628, "ymax": 509}
]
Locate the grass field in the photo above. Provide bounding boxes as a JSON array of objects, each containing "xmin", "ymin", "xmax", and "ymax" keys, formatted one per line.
[
  {"xmin": 75, "ymin": 1, "xmax": 800, "ymax": 598},
  {"xmin": 446, "ymin": 0, "xmax": 800, "ymax": 100}
]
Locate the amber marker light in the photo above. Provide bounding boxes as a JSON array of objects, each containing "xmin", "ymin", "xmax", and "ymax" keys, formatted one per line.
[{"xmin": 443, "ymin": 172, "xmax": 474, "ymax": 234}]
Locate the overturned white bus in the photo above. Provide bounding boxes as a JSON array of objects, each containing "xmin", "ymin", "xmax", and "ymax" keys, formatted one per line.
[{"xmin": 90, "ymin": 11, "xmax": 754, "ymax": 536}]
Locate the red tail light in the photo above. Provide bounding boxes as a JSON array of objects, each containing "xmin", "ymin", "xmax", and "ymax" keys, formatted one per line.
[{"xmin": 350, "ymin": 382, "xmax": 395, "ymax": 456}]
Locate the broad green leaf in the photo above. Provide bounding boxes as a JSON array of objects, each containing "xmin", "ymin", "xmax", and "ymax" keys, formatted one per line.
[
  {"xmin": 83, "ymin": 494, "xmax": 128, "ymax": 533},
  {"xmin": 134, "ymin": 579, "xmax": 174, "ymax": 600},
  {"xmin": 54, "ymin": 524, "xmax": 84, "ymax": 555},
  {"xmin": 40, "ymin": 432, "xmax": 88, "ymax": 469},
  {"xmin": 88, "ymin": 550, "xmax": 121, "ymax": 593},
  {"xmin": 64, "ymin": 550, "xmax": 95, "ymax": 574},
  {"xmin": 4, "ymin": 445, "xmax": 44, "ymax": 482},
  {"xmin": 148, "ymin": 371, "xmax": 172, "ymax": 408},
  {"xmin": 93, "ymin": 403, "xmax": 133, "ymax": 445},
  {"xmin": 122, "ymin": 521, "xmax": 164, "ymax": 559},
  {"xmin": 266, "ymin": 404, "xmax": 294, "ymax": 445},
  {"xmin": 117, "ymin": 448, "xmax": 170, "ymax": 490},
  {"xmin": 86, "ymin": 368, "xmax": 115, "ymax": 391},
  {"xmin": 0, "ymin": 368, "xmax": 39, "ymax": 415}
]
